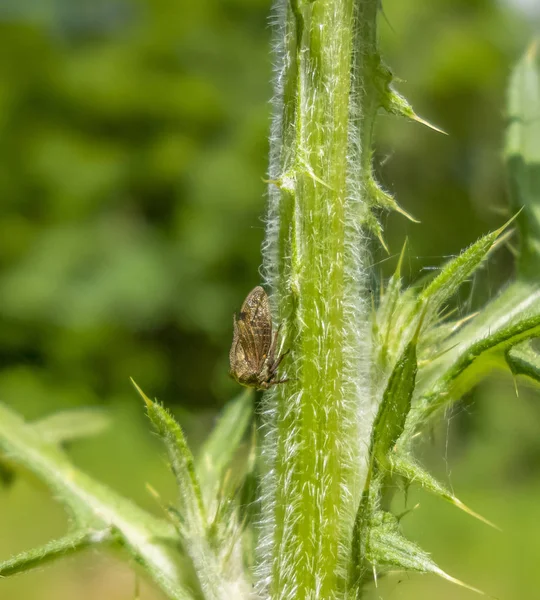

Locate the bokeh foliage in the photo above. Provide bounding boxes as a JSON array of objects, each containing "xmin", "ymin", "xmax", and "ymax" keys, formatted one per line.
[
  {"xmin": 0, "ymin": 0, "xmax": 536, "ymax": 412},
  {"xmin": 0, "ymin": 0, "xmax": 539, "ymax": 599}
]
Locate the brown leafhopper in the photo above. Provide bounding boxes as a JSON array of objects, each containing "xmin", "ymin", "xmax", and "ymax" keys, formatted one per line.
[{"xmin": 229, "ymin": 286, "xmax": 289, "ymax": 390}]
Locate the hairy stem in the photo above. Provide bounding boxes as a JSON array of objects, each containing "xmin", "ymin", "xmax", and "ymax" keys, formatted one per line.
[{"xmin": 259, "ymin": 1, "xmax": 380, "ymax": 598}]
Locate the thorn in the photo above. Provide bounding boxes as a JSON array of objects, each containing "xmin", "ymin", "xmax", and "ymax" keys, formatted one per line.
[
  {"xmin": 299, "ymin": 158, "xmax": 334, "ymax": 190},
  {"xmin": 386, "ymin": 91, "xmax": 447, "ymax": 135},
  {"xmin": 451, "ymin": 497, "xmax": 502, "ymax": 531},
  {"xmin": 512, "ymin": 372, "xmax": 520, "ymax": 398},
  {"xmin": 395, "ymin": 238, "xmax": 408, "ymax": 278},
  {"xmin": 394, "ymin": 202, "xmax": 421, "ymax": 224},
  {"xmin": 410, "ymin": 112, "xmax": 448, "ymax": 135},
  {"xmin": 396, "ymin": 502, "xmax": 420, "ymax": 522},
  {"xmin": 376, "ymin": 230, "xmax": 390, "ymax": 254},
  {"xmin": 262, "ymin": 173, "xmax": 295, "ymax": 193},
  {"xmin": 262, "ymin": 177, "xmax": 282, "ymax": 188},
  {"xmin": 373, "ymin": 565, "xmax": 378, "ymax": 588},
  {"xmin": 452, "ymin": 311, "xmax": 480, "ymax": 330},
  {"xmin": 436, "ymin": 567, "xmax": 487, "ymax": 596},
  {"xmin": 494, "ymin": 207, "xmax": 523, "ymax": 238},
  {"xmin": 370, "ymin": 178, "xmax": 420, "ymax": 223},
  {"xmin": 130, "ymin": 378, "xmax": 152, "ymax": 408}
]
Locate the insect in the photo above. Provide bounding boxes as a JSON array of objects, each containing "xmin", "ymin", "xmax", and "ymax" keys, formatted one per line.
[{"xmin": 229, "ymin": 286, "xmax": 289, "ymax": 390}]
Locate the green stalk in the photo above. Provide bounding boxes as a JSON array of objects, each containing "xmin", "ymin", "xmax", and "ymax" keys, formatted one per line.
[{"xmin": 259, "ymin": 1, "xmax": 380, "ymax": 598}]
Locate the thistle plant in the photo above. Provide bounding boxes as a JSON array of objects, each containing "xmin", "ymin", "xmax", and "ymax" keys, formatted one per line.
[{"xmin": 0, "ymin": 4, "xmax": 539, "ymax": 600}]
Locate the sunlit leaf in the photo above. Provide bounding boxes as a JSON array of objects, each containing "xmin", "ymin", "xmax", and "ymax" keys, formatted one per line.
[
  {"xmin": 367, "ymin": 511, "xmax": 485, "ymax": 595},
  {"xmin": 414, "ymin": 311, "xmax": 540, "ymax": 424},
  {"xmin": 417, "ymin": 219, "xmax": 513, "ymax": 321},
  {"xmin": 390, "ymin": 454, "xmax": 498, "ymax": 529},
  {"xmin": 506, "ymin": 40, "xmax": 540, "ymax": 278}
]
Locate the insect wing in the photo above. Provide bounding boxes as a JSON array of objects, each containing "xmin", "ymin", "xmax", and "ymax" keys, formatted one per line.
[
  {"xmin": 238, "ymin": 286, "xmax": 272, "ymax": 370},
  {"xmin": 229, "ymin": 317, "xmax": 253, "ymax": 381}
]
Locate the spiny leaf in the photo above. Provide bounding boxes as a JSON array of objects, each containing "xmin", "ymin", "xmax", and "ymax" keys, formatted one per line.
[
  {"xmin": 131, "ymin": 378, "xmax": 206, "ymax": 533},
  {"xmin": 506, "ymin": 338, "xmax": 540, "ymax": 383},
  {"xmin": 362, "ymin": 208, "xmax": 389, "ymax": 252},
  {"xmin": 506, "ymin": 40, "xmax": 540, "ymax": 277},
  {"xmin": 0, "ymin": 529, "xmax": 114, "ymax": 578},
  {"xmin": 367, "ymin": 177, "xmax": 419, "ymax": 223},
  {"xmin": 367, "ymin": 511, "xmax": 485, "ymax": 595},
  {"xmin": 32, "ymin": 408, "xmax": 110, "ymax": 445},
  {"xmin": 414, "ymin": 281, "xmax": 540, "ymax": 401},
  {"xmin": 390, "ymin": 454, "xmax": 499, "ymax": 530},
  {"xmin": 196, "ymin": 389, "xmax": 253, "ymax": 502},
  {"xmin": 0, "ymin": 400, "xmax": 190, "ymax": 600},
  {"xmin": 414, "ymin": 311, "xmax": 540, "ymax": 425},
  {"xmin": 417, "ymin": 218, "xmax": 515, "ymax": 321},
  {"xmin": 385, "ymin": 90, "xmax": 447, "ymax": 135},
  {"xmin": 372, "ymin": 53, "xmax": 446, "ymax": 135},
  {"xmin": 131, "ymin": 381, "xmax": 250, "ymax": 599}
]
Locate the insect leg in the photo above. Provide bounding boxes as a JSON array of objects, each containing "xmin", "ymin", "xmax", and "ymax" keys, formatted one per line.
[
  {"xmin": 268, "ymin": 348, "xmax": 290, "ymax": 381},
  {"xmin": 267, "ymin": 322, "xmax": 282, "ymax": 366},
  {"xmin": 268, "ymin": 377, "xmax": 290, "ymax": 387}
]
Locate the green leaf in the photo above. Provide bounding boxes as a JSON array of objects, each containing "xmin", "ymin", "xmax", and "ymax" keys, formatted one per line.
[
  {"xmin": 415, "ymin": 310, "xmax": 540, "ymax": 425},
  {"xmin": 417, "ymin": 221, "xmax": 511, "ymax": 321},
  {"xmin": 367, "ymin": 511, "xmax": 485, "ymax": 595},
  {"xmin": 390, "ymin": 454, "xmax": 498, "ymax": 529},
  {"xmin": 32, "ymin": 408, "xmax": 110, "ymax": 444},
  {"xmin": 370, "ymin": 340, "xmax": 418, "ymax": 469},
  {"xmin": 0, "ymin": 401, "xmax": 189, "ymax": 600},
  {"xmin": 131, "ymin": 380, "xmax": 251, "ymax": 599},
  {"xmin": 0, "ymin": 529, "xmax": 114, "ymax": 578},
  {"xmin": 506, "ymin": 338, "xmax": 540, "ymax": 383},
  {"xmin": 506, "ymin": 40, "xmax": 540, "ymax": 278},
  {"xmin": 131, "ymin": 379, "xmax": 206, "ymax": 534},
  {"xmin": 415, "ymin": 281, "xmax": 540, "ymax": 400},
  {"xmin": 196, "ymin": 389, "xmax": 253, "ymax": 502}
]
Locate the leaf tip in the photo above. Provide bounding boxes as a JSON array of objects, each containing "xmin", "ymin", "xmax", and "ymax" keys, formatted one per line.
[
  {"xmin": 386, "ymin": 91, "xmax": 447, "ymax": 135},
  {"xmin": 437, "ymin": 567, "xmax": 487, "ymax": 596},
  {"xmin": 495, "ymin": 207, "xmax": 524, "ymax": 238},
  {"xmin": 410, "ymin": 112, "xmax": 448, "ymax": 136},
  {"xmin": 451, "ymin": 497, "xmax": 502, "ymax": 531},
  {"xmin": 130, "ymin": 378, "xmax": 153, "ymax": 408}
]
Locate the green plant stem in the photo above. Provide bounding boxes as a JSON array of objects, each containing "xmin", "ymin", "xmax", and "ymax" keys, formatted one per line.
[
  {"xmin": 260, "ymin": 1, "xmax": 380, "ymax": 598},
  {"xmin": 0, "ymin": 530, "xmax": 113, "ymax": 578}
]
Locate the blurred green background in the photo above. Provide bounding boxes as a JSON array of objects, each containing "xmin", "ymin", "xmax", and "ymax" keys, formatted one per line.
[{"xmin": 0, "ymin": 0, "xmax": 539, "ymax": 598}]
